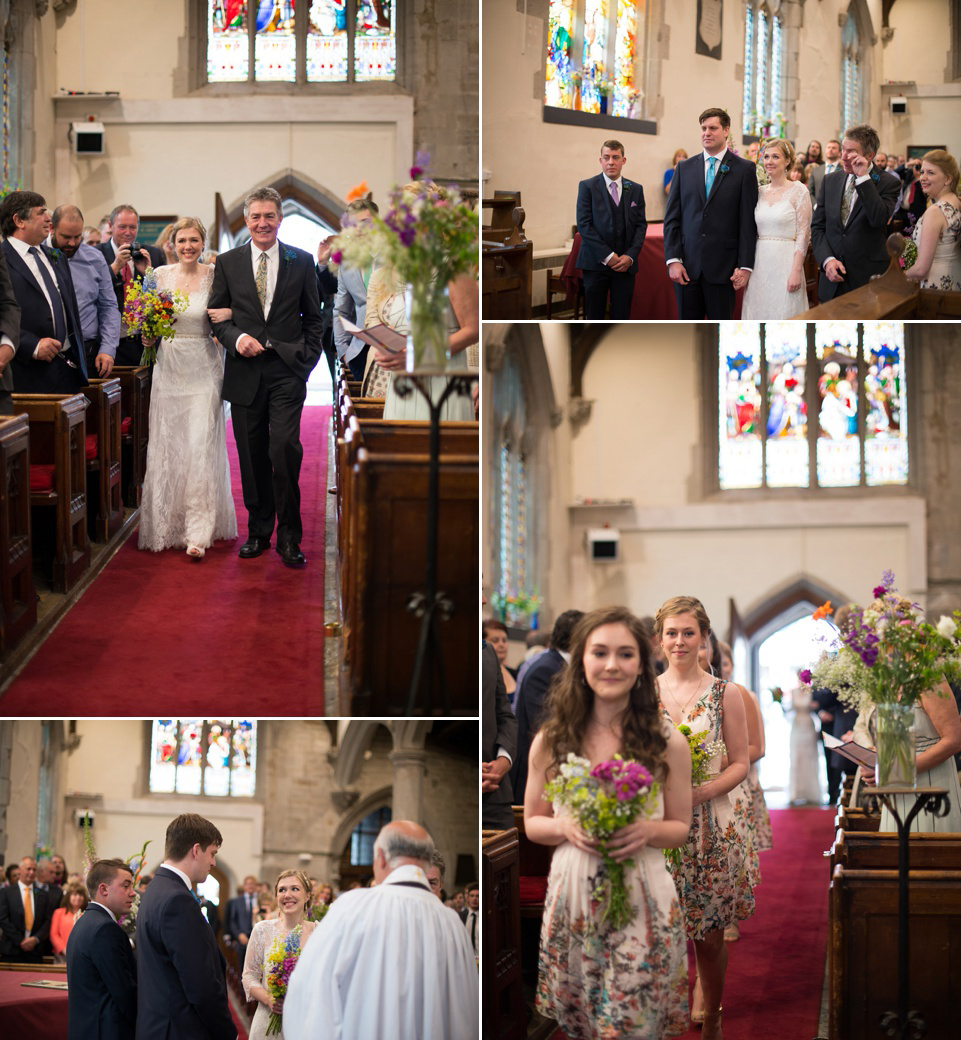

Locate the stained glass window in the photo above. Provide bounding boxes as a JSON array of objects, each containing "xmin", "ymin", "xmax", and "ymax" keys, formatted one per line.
[
  {"xmin": 350, "ymin": 806, "xmax": 392, "ymax": 864},
  {"xmin": 545, "ymin": 1, "xmax": 647, "ymax": 120},
  {"xmin": 207, "ymin": 0, "xmax": 397, "ymax": 84},
  {"xmin": 742, "ymin": 2, "xmax": 785, "ymax": 137},
  {"xmin": 149, "ymin": 719, "xmax": 257, "ymax": 797},
  {"xmin": 842, "ymin": 13, "xmax": 862, "ymax": 131},
  {"xmin": 717, "ymin": 324, "xmax": 908, "ymax": 491}
]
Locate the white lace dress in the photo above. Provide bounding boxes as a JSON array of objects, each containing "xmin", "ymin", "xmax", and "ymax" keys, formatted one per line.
[
  {"xmin": 742, "ymin": 179, "xmax": 812, "ymax": 318},
  {"xmin": 911, "ymin": 198, "xmax": 961, "ymax": 290},
  {"xmin": 138, "ymin": 265, "xmax": 238, "ymax": 551},
  {"xmin": 242, "ymin": 918, "xmax": 316, "ymax": 1040}
]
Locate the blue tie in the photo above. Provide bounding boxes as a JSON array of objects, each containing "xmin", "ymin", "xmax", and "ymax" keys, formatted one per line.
[
  {"xmin": 706, "ymin": 156, "xmax": 718, "ymax": 197},
  {"xmin": 29, "ymin": 246, "xmax": 68, "ymax": 349}
]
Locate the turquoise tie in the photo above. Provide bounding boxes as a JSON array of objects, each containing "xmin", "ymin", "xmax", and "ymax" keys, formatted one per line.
[{"xmin": 706, "ymin": 156, "xmax": 718, "ymax": 197}]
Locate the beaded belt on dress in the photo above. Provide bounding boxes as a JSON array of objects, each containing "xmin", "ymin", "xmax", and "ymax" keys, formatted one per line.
[{"xmin": 758, "ymin": 236, "xmax": 797, "ymax": 242}]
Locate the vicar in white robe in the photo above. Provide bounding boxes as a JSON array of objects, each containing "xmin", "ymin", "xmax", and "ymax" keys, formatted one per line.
[{"xmin": 283, "ymin": 821, "xmax": 478, "ymax": 1040}]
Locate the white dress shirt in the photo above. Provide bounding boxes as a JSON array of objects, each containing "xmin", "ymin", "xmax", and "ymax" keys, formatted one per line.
[
  {"xmin": 7, "ymin": 235, "xmax": 69, "ymax": 358},
  {"xmin": 237, "ymin": 240, "xmax": 281, "ymax": 352}
]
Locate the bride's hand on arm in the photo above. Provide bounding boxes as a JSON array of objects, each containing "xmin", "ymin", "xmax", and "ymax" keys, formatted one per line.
[
  {"xmin": 206, "ymin": 307, "xmax": 232, "ymax": 323},
  {"xmin": 523, "ymin": 733, "xmax": 598, "ymax": 853}
]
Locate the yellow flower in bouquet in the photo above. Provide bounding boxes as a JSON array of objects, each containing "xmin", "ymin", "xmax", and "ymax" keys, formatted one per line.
[{"xmin": 122, "ymin": 268, "xmax": 188, "ymax": 365}]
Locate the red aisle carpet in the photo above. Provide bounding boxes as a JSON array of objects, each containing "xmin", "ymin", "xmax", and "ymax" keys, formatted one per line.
[
  {"xmin": 0, "ymin": 406, "xmax": 332, "ymax": 714},
  {"xmin": 552, "ymin": 807, "xmax": 836, "ymax": 1040}
]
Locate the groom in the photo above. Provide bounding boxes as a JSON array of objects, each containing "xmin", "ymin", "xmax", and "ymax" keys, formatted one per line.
[
  {"xmin": 209, "ymin": 187, "xmax": 322, "ymax": 567},
  {"xmin": 663, "ymin": 107, "xmax": 758, "ymax": 319}
]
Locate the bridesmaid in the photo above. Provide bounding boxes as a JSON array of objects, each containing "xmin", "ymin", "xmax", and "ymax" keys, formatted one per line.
[{"xmin": 655, "ymin": 596, "xmax": 752, "ymax": 1040}]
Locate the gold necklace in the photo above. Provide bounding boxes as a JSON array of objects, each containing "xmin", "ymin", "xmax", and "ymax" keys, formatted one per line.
[{"xmin": 662, "ymin": 670, "xmax": 706, "ymax": 719}]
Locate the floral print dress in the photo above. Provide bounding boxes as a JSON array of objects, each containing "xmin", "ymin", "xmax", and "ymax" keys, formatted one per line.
[
  {"xmin": 911, "ymin": 199, "xmax": 961, "ymax": 290},
  {"xmin": 536, "ymin": 752, "xmax": 686, "ymax": 1040}
]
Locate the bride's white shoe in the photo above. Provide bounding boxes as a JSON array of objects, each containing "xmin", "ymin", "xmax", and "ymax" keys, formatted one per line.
[{"xmin": 186, "ymin": 545, "xmax": 205, "ymax": 559}]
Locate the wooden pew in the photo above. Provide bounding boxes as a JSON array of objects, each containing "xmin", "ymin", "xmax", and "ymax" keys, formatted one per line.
[
  {"xmin": 13, "ymin": 393, "xmax": 90, "ymax": 593},
  {"xmin": 81, "ymin": 378, "xmax": 123, "ymax": 541},
  {"xmin": 829, "ymin": 865, "xmax": 961, "ymax": 1039},
  {"xmin": 0, "ymin": 414, "xmax": 36, "ymax": 655},
  {"xmin": 111, "ymin": 366, "xmax": 150, "ymax": 506},
  {"xmin": 345, "ymin": 444, "xmax": 477, "ymax": 713},
  {"xmin": 483, "ymin": 193, "xmax": 533, "ymax": 319},
  {"xmin": 481, "ymin": 827, "xmax": 526, "ymax": 1040},
  {"xmin": 835, "ymin": 805, "xmax": 880, "ymax": 833},
  {"xmin": 829, "ymin": 829, "xmax": 961, "ymax": 875}
]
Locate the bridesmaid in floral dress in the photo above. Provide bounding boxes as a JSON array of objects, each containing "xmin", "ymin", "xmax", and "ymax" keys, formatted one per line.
[
  {"xmin": 655, "ymin": 596, "xmax": 753, "ymax": 1040},
  {"xmin": 904, "ymin": 150, "xmax": 961, "ymax": 290}
]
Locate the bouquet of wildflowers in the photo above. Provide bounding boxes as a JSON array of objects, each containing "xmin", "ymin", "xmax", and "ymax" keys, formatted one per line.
[
  {"xmin": 122, "ymin": 269, "xmax": 188, "ymax": 365},
  {"xmin": 898, "ymin": 239, "xmax": 918, "ymax": 271},
  {"xmin": 544, "ymin": 753, "xmax": 658, "ymax": 930},
  {"xmin": 676, "ymin": 724, "xmax": 726, "ymax": 786},
  {"xmin": 264, "ymin": 924, "xmax": 305, "ymax": 1035}
]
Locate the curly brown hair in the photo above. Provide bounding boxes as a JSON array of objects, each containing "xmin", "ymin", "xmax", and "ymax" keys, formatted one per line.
[{"xmin": 539, "ymin": 606, "xmax": 669, "ymax": 780}]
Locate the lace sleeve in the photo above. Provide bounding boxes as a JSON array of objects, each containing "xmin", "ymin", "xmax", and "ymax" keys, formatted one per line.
[
  {"xmin": 153, "ymin": 264, "xmax": 172, "ymax": 291},
  {"xmin": 241, "ymin": 920, "xmax": 269, "ymax": 1001},
  {"xmin": 793, "ymin": 181, "xmax": 813, "ymax": 256}
]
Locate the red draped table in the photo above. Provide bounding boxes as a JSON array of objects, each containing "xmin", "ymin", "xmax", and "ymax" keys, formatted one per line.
[
  {"xmin": 0, "ymin": 968, "xmax": 69, "ymax": 1035},
  {"xmin": 560, "ymin": 226, "xmax": 744, "ymax": 319}
]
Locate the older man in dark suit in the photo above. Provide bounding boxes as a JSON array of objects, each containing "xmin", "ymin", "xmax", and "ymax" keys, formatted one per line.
[
  {"xmin": 0, "ymin": 856, "xmax": 54, "ymax": 963},
  {"xmin": 66, "ymin": 858, "xmax": 137, "ymax": 1040},
  {"xmin": 482, "ymin": 641, "xmax": 517, "ymax": 830},
  {"xmin": 576, "ymin": 139, "xmax": 647, "ymax": 319},
  {"xmin": 0, "ymin": 245, "xmax": 20, "ymax": 415}
]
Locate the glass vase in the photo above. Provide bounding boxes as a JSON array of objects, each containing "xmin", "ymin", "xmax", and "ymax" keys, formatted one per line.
[
  {"xmin": 404, "ymin": 282, "xmax": 450, "ymax": 372},
  {"xmin": 874, "ymin": 703, "xmax": 916, "ymax": 788}
]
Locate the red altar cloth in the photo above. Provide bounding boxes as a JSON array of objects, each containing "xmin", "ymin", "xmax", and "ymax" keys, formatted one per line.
[
  {"xmin": 560, "ymin": 226, "xmax": 744, "ymax": 319},
  {"xmin": 0, "ymin": 968, "xmax": 69, "ymax": 1035}
]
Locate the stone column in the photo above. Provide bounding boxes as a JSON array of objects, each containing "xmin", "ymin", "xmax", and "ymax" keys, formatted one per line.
[{"xmin": 388, "ymin": 749, "xmax": 427, "ymax": 822}]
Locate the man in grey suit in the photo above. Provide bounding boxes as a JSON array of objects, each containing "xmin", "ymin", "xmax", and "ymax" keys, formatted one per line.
[
  {"xmin": 808, "ymin": 139, "xmax": 842, "ymax": 207},
  {"xmin": 66, "ymin": 858, "xmax": 137, "ymax": 1040},
  {"xmin": 482, "ymin": 641, "xmax": 517, "ymax": 830},
  {"xmin": 333, "ymin": 198, "xmax": 378, "ymax": 380}
]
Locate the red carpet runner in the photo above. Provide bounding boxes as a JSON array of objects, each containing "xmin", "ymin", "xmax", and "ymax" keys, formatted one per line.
[
  {"xmin": 551, "ymin": 807, "xmax": 835, "ymax": 1040},
  {"xmin": 0, "ymin": 406, "xmax": 332, "ymax": 714}
]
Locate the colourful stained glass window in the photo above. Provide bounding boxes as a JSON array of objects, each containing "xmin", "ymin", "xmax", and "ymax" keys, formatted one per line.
[
  {"xmin": 546, "ymin": 1, "xmax": 576, "ymax": 109},
  {"xmin": 765, "ymin": 323, "xmax": 808, "ymax": 487},
  {"xmin": 254, "ymin": 0, "xmax": 296, "ymax": 81},
  {"xmin": 208, "ymin": 0, "xmax": 250, "ymax": 83},
  {"xmin": 743, "ymin": 3, "xmax": 785, "ymax": 136},
  {"xmin": 580, "ymin": 0, "xmax": 610, "ymax": 114},
  {"xmin": 149, "ymin": 719, "xmax": 257, "ymax": 796},
  {"xmin": 863, "ymin": 323, "xmax": 908, "ymax": 486},
  {"xmin": 842, "ymin": 12, "xmax": 862, "ymax": 131},
  {"xmin": 718, "ymin": 324, "xmax": 762, "ymax": 490},
  {"xmin": 354, "ymin": 0, "xmax": 395, "ymax": 81},
  {"xmin": 612, "ymin": 0, "xmax": 638, "ymax": 117},
  {"xmin": 815, "ymin": 324, "xmax": 860, "ymax": 487},
  {"xmin": 307, "ymin": 0, "xmax": 348, "ymax": 81}
]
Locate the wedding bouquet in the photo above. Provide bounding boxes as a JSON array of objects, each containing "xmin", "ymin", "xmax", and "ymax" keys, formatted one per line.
[
  {"xmin": 122, "ymin": 269, "xmax": 188, "ymax": 365},
  {"xmin": 898, "ymin": 239, "xmax": 918, "ymax": 271},
  {"xmin": 544, "ymin": 753, "xmax": 658, "ymax": 930},
  {"xmin": 265, "ymin": 924, "xmax": 305, "ymax": 1035},
  {"xmin": 663, "ymin": 725, "xmax": 726, "ymax": 869}
]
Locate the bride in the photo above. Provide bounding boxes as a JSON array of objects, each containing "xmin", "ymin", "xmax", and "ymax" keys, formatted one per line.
[
  {"xmin": 742, "ymin": 139, "xmax": 813, "ymax": 318},
  {"xmin": 243, "ymin": 869, "xmax": 317, "ymax": 1040},
  {"xmin": 138, "ymin": 217, "xmax": 238, "ymax": 557}
]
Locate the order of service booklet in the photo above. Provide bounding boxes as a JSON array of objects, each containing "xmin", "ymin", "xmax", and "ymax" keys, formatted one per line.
[{"xmin": 822, "ymin": 732, "xmax": 878, "ymax": 768}]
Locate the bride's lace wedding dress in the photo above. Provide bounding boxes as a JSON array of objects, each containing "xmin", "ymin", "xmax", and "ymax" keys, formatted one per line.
[
  {"xmin": 742, "ymin": 179, "xmax": 812, "ymax": 318},
  {"xmin": 138, "ymin": 265, "xmax": 238, "ymax": 551}
]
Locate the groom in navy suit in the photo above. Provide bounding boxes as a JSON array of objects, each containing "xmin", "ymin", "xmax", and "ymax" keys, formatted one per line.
[
  {"xmin": 664, "ymin": 108, "xmax": 759, "ymax": 319},
  {"xmin": 576, "ymin": 140, "xmax": 647, "ymax": 318}
]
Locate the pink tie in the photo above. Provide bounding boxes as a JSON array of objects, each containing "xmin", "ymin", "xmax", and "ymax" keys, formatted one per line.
[{"xmin": 610, "ymin": 181, "xmax": 619, "ymax": 205}]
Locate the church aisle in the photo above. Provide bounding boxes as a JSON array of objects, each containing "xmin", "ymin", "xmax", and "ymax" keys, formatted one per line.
[{"xmin": 0, "ymin": 406, "xmax": 333, "ymax": 714}]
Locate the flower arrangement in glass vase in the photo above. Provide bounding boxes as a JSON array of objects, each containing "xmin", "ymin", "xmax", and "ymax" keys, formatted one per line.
[
  {"xmin": 490, "ymin": 589, "xmax": 542, "ymax": 627},
  {"xmin": 122, "ymin": 269, "xmax": 189, "ymax": 365},
  {"xmin": 799, "ymin": 571, "xmax": 961, "ymax": 786},
  {"xmin": 333, "ymin": 152, "xmax": 477, "ymax": 371},
  {"xmin": 544, "ymin": 753, "xmax": 659, "ymax": 930}
]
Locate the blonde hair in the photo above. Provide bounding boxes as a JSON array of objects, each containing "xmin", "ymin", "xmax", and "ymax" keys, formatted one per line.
[
  {"xmin": 154, "ymin": 222, "xmax": 177, "ymax": 250},
  {"xmin": 761, "ymin": 138, "xmax": 796, "ymax": 166},
  {"xmin": 274, "ymin": 868, "xmax": 313, "ymax": 909},
  {"xmin": 922, "ymin": 149, "xmax": 960, "ymax": 193},
  {"xmin": 171, "ymin": 216, "xmax": 207, "ymax": 246},
  {"xmin": 655, "ymin": 595, "xmax": 711, "ymax": 638}
]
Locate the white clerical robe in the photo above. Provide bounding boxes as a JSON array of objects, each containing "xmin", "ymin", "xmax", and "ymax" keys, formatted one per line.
[{"xmin": 284, "ymin": 864, "xmax": 479, "ymax": 1040}]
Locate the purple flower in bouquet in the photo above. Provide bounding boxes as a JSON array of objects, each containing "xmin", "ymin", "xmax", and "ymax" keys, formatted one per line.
[
  {"xmin": 799, "ymin": 669, "xmax": 812, "ymax": 684},
  {"xmin": 410, "ymin": 149, "xmax": 431, "ymax": 180}
]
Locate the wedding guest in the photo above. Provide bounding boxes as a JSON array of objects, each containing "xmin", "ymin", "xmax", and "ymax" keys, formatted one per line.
[
  {"xmin": 65, "ymin": 859, "xmax": 136, "ymax": 1040},
  {"xmin": 315, "ymin": 235, "xmax": 338, "ymax": 384},
  {"xmin": 808, "ymin": 139, "xmax": 842, "ymax": 205},
  {"xmin": 664, "ymin": 107, "xmax": 758, "ymax": 319},
  {"xmin": 482, "ymin": 619, "xmax": 517, "ymax": 706},
  {"xmin": 875, "ymin": 151, "xmax": 889, "ymax": 171},
  {"xmin": 333, "ymin": 199, "xmax": 377, "ymax": 380},
  {"xmin": 903, "ymin": 149, "xmax": 961, "ymax": 290},
  {"xmin": 526, "ymin": 606, "xmax": 692, "ymax": 1039},
  {"xmin": 742, "ymin": 138, "xmax": 812, "ymax": 319},
  {"xmin": 788, "ymin": 671, "xmax": 824, "ymax": 804},
  {"xmin": 576, "ymin": 139, "xmax": 647, "ymax": 319},
  {"xmin": 50, "ymin": 204, "xmax": 121, "ymax": 377},
  {"xmin": 50, "ymin": 855, "xmax": 69, "ymax": 887},
  {"xmin": 3, "ymin": 864, "xmax": 20, "ymax": 887},
  {"xmin": 154, "ymin": 222, "xmax": 179, "ymax": 267},
  {"xmin": 0, "ymin": 856, "xmax": 54, "ymax": 963},
  {"xmin": 426, "ymin": 851, "xmax": 446, "ymax": 898},
  {"xmin": 283, "ymin": 821, "xmax": 478, "ymax": 1040},
  {"xmin": 895, "ymin": 158, "xmax": 927, "ymax": 228},
  {"xmin": 51, "ymin": 880, "xmax": 88, "ymax": 961},
  {"xmin": 81, "ymin": 225, "xmax": 101, "ymax": 245},
  {"xmin": 811, "ymin": 123, "xmax": 900, "ymax": 302},
  {"xmin": 225, "ymin": 876, "xmax": 258, "ymax": 952},
  {"xmin": 458, "ymin": 882, "xmax": 479, "ymax": 957},
  {"xmin": 482, "ymin": 640, "xmax": 516, "ymax": 831},
  {"xmin": 744, "ymin": 141, "xmax": 760, "ymax": 163},
  {"xmin": 243, "ymin": 869, "xmax": 317, "ymax": 1040},
  {"xmin": 802, "ymin": 139, "xmax": 824, "ymax": 166},
  {"xmin": 664, "ymin": 148, "xmax": 688, "ymax": 196},
  {"xmin": 789, "ymin": 159, "xmax": 808, "ymax": 183},
  {"xmin": 655, "ymin": 596, "xmax": 752, "ymax": 1039}
]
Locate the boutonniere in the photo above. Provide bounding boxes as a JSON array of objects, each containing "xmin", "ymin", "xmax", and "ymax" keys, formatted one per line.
[
  {"xmin": 283, "ymin": 247, "xmax": 298, "ymax": 265},
  {"xmin": 47, "ymin": 246, "xmax": 63, "ymax": 262},
  {"xmin": 623, "ymin": 179, "xmax": 632, "ymax": 189},
  {"xmin": 870, "ymin": 171, "xmax": 880, "ymax": 182},
  {"xmin": 720, "ymin": 164, "xmax": 730, "ymax": 174}
]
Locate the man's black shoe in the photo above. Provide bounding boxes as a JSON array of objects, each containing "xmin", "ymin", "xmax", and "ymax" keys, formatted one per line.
[{"xmin": 238, "ymin": 536, "xmax": 271, "ymax": 559}]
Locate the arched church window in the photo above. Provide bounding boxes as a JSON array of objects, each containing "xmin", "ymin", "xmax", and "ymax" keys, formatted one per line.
[
  {"xmin": 717, "ymin": 322, "xmax": 907, "ymax": 490},
  {"xmin": 491, "ymin": 349, "xmax": 538, "ymax": 625},
  {"xmin": 207, "ymin": 1, "xmax": 397, "ymax": 85},
  {"xmin": 841, "ymin": 11, "xmax": 862, "ymax": 130},
  {"xmin": 545, "ymin": 1, "xmax": 648, "ymax": 119},
  {"xmin": 349, "ymin": 806, "xmax": 392, "ymax": 865},
  {"xmin": 742, "ymin": 2, "xmax": 785, "ymax": 138},
  {"xmin": 149, "ymin": 719, "xmax": 258, "ymax": 796}
]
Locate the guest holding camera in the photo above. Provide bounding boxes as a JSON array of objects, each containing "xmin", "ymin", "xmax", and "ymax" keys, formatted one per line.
[{"xmin": 895, "ymin": 158, "xmax": 927, "ymax": 229}]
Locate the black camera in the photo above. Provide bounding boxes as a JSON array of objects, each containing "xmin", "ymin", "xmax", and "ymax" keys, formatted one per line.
[{"xmin": 126, "ymin": 241, "xmax": 143, "ymax": 259}]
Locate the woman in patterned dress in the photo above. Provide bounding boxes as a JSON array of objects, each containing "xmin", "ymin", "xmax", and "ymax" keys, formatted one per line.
[
  {"xmin": 525, "ymin": 606, "xmax": 693, "ymax": 1040},
  {"xmin": 655, "ymin": 597, "xmax": 753, "ymax": 1040},
  {"xmin": 903, "ymin": 150, "xmax": 961, "ymax": 290}
]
